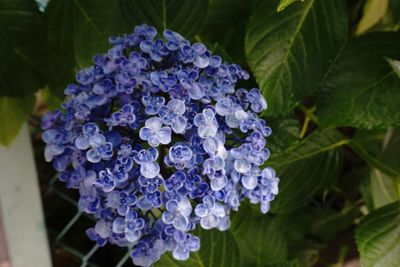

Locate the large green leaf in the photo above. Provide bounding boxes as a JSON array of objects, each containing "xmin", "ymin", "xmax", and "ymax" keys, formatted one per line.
[
  {"xmin": 265, "ymin": 260, "xmax": 300, "ymax": 267},
  {"xmin": 370, "ymin": 168, "xmax": 400, "ymax": 209},
  {"xmin": 120, "ymin": 0, "xmax": 208, "ymax": 38},
  {"xmin": 356, "ymin": 0, "xmax": 389, "ymax": 35},
  {"xmin": 355, "ymin": 201, "xmax": 400, "ymax": 267},
  {"xmin": 230, "ymin": 202, "xmax": 257, "ymax": 240},
  {"xmin": 236, "ymin": 216, "xmax": 288, "ymax": 266},
  {"xmin": 317, "ymin": 32, "xmax": 400, "ymax": 129},
  {"xmin": 0, "ymin": 0, "xmax": 46, "ymax": 97},
  {"xmin": 0, "ymin": 96, "xmax": 34, "ymax": 146},
  {"xmin": 268, "ymin": 130, "xmax": 346, "ymax": 168},
  {"xmin": 349, "ymin": 129, "xmax": 400, "ymax": 178},
  {"xmin": 45, "ymin": 0, "xmax": 128, "ymax": 95},
  {"xmin": 200, "ymin": 0, "xmax": 253, "ymax": 65},
  {"xmin": 387, "ymin": 57, "xmax": 400, "ymax": 78},
  {"xmin": 267, "ymin": 117, "xmax": 300, "ymax": 154},
  {"xmin": 351, "ymin": 129, "xmax": 400, "ymax": 208},
  {"xmin": 245, "ymin": 0, "xmax": 348, "ymax": 115},
  {"xmin": 155, "ymin": 229, "xmax": 241, "ymax": 267},
  {"xmin": 310, "ymin": 204, "xmax": 359, "ymax": 243},
  {"xmin": 268, "ymin": 130, "xmax": 345, "ymax": 212},
  {"xmin": 277, "ymin": 0, "xmax": 305, "ymax": 12}
]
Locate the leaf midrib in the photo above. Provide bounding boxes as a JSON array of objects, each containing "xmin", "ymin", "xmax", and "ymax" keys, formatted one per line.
[
  {"xmin": 262, "ymin": 0, "xmax": 314, "ymax": 95},
  {"xmin": 72, "ymin": 0, "xmax": 102, "ymax": 35},
  {"xmin": 269, "ymin": 138, "xmax": 348, "ymax": 167}
]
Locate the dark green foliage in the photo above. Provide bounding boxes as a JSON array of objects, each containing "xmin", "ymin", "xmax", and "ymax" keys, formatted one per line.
[
  {"xmin": 355, "ymin": 201, "xmax": 400, "ymax": 267},
  {"xmin": 2, "ymin": 0, "xmax": 400, "ymax": 266}
]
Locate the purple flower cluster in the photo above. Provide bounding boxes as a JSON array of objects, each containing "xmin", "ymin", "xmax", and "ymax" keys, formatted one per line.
[{"xmin": 41, "ymin": 24, "xmax": 279, "ymax": 266}]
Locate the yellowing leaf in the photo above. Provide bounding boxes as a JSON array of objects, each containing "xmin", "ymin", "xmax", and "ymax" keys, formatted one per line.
[{"xmin": 356, "ymin": 0, "xmax": 389, "ymax": 35}]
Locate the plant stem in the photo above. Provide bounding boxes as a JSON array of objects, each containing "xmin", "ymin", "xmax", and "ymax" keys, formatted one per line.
[{"xmin": 298, "ymin": 104, "xmax": 318, "ymax": 138}]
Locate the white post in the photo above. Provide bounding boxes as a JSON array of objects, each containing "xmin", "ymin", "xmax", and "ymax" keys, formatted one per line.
[{"xmin": 0, "ymin": 124, "xmax": 52, "ymax": 267}]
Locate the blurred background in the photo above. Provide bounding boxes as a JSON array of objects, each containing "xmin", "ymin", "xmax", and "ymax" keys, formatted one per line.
[{"xmin": 0, "ymin": 0, "xmax": 399, "ymax": 266}]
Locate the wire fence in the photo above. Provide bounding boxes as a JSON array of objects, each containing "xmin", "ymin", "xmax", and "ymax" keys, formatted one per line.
[{"xmin": 39, "ymin": 174, "xmax": 134, "ymax": 267}]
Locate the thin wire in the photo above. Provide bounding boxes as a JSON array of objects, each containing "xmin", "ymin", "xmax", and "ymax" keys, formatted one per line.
[
  {"xmin": 115, "ymin": 246, "xmax": 133, "ymax": 267},
  {"xmin": 60, "ymin": 244, "xmax": 100, "ymax": 267},
  {"xmin": 55, "ymin": 211, "xmax": 82, "ymax": 245},
  {"xmin": 81, "ymin": 244, "xmax": 99, "ymax": 267}
]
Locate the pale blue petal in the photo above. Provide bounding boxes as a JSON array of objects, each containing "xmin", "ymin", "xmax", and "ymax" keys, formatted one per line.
[
  {"xmin": 89, "ymin": 133, "xmax": 106, "ymax": 147},
  {"xmin": 262, "ymin": 167, "xmax": 276, "ymax": 179},
  {"xmin": 200, "ymin": 215, "xmax": 218, "ymax": 229},
  {"xmin": 242, "ymin": 175, "xmax": 258, "ymax": 190},
  {"xmin": 75, "ymin": 135, "xmax": 90, "ymax": 150},
  {"xmin": 261, "ymin": 201, "xmax": 270, "ymax": 214},
  {"xmin": 203, "ymin": 108, "xmax": 214, "ymax": 122},
  {"xmin": 145, "ymin": 117, "xmax": 162, "ymax": 130},
  {"xmin": 215, "ymin": 98, "xmax": 232, "ymax": 116},
  {"xmin": 226, "ymin": 113, "xmax": 241, "ymax": 128},
  {"xmin": 203, "ymin": 137, "xmax": 219, "ymax": 156},
  {"xmin": 87, "ymin": 149, "xmax": 101, "ymax": 163},
  {"xmin": 194, "ymin": 204, "xmax": 208, "ymax": 217},
  {"xmin": 210, "ymin": 176, "xmax": 227, "ymax": 191},
  {"xmin": 139, "ymin": 127, "xmax": 152, "ymax": 141},
  {"xmin": 218, "ymin": 216, "xmax": 231, "ymax": 231},
  {"xmin": 95, "ymin": 220, "xmax": 110, "ymax": 238},
  {"xmin": 178, "ymin": 198, "xmax": 192, "ymax": 217},
  {"xmin": 173, "ymin": 214, "xmax": 189, "ymax": 231},
  {"xmin": 234, "ymin": 159, "xmax": 251, "ymax": 173},
  {"xmin": 234, "ymin": 110, "xmax": 248, "ymax": 121},
  {"xmin": 112, "ymin": 217, "xmax": 126, "ymax": 234},
  {"xmin": 188, "ymin": 83, "xmax": 205, "ymax": 100},
  {"xmin": 140, "ymin": 162, "xmax": 160, "ymax": 178},
  {"xmin": 126, "ymin": 229, "xmax": 141, "ymax": 242},
  {"xmin": 173, "ymin": 245, "xmax": 190, "ymax": 261},
  {"xmin": 45, "ymin": 144, "xmax": 64, "ymax": 162},
  {"xmin": 194, "ymin": 55, "xmax": 209, "ymax": 68},
  {"xmin": 187, "ymin": 236, "xmax": 200, "ymax": 251},
  {"xmin": 158, "ymin": 127, "xmax": 172, "ymax": 144},
  {"xmin": 212, "ymin": 203, "xmax": 226, "ymax": 217},
  {"xmin": 166, "ymin": 199, "xmax": 179, "ymax": 212},
  {"xmin": 168, "ymin": 99, "xmax": 186, "ymax": 115},
  {"xmin": 203, "ymin": 196, "xmax": 215, "ymax": 208},
  {"xmin": 148, "ymin": 135, "xmax": 161, "ymax": 147},
  {"xmin": 193, "ymin": 113, "xmax": 205, "ymax": 127},
  {"xmin": 172, "ymin": 117, "xmax": 187, "ymax": 133}
]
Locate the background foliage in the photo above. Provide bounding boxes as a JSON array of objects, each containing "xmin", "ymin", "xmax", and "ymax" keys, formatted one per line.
[{"xmin": 1, "ymin": 0, "xmax": 400, "ymax": 266}]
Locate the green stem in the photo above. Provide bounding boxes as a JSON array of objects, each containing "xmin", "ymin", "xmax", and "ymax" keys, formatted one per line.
[{"xmin": 298, "ymin": 104, "xmax": 318, "ymax": 138}]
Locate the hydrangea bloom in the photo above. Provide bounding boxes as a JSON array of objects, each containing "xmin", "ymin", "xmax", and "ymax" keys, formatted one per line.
[{"xmin": 41, "ymin": 24, "xmax": 279, "ymax": 266}]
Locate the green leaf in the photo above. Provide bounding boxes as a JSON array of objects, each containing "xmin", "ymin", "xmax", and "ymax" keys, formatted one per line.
[
  {"xmin": 390, "ymin": 0, "xmax": 400, "ymax": 25},
  {"xmin": 355, "ymin": 201, "xmax": 400, "ymax": 267},
  {"xmin": 268, "ymin": 130, "xmax": 346, "ymax": 212},
  {"xmin": 350, "ymin": 129, "xmax": 400, "ymax": 178},
  {"xmin": 120, "ymin": 0, "xmax": 208, "ymax": 38},
  {"xmin": 0, "ymin": 95, "xmax": 34, "ymax": 146},
  {"xmin": 277, "ymin": 0, "xmax": 305, "ymax": 12},
  {"xmin": 268, "ymin": 130, "xmax": 346, "ymax": 168},
  {"xmin": 200, "ymin": 0, "xmax": 253, "ymax": 64},
  {"xmin": 310, "ymin": 204, "xmax": 359, "ymax": 242},
  {"xmin": 230, "ymin": 202, "xmax": 257, "ymax": 240},
  {"xmin": 370, "ymin": 168, "xmax": 400, "ymax": 209},
  {"xmin": 267, "ymin": 117, "xmax": 300, "ymax": 154},
  {"xmin": 45, "ymin": 0, "xmax": 128, "ymax": 96},
  {"xmin": 265, "ymin": 260, "xmax": 300, "ymax": 267},
  {"xmin": 245, "ymin": 0, "xmax": 348, "ymax": 115},
  {"xmin": 317, "ymin": 32, "xmax": 400, "ymax": 129},
  {"xmin": 351, "ymin": 129, "xmax": 400, "ymax": 208},
  {"xmin": 237, "ymin": 216, "xmax": 288, "ymax": 266},
  {"xmin": 386, "ymin": 57, "xmax": 400, "ymax": 78},
  {"xmin": 356, "ymin": 0, "xmax": 389, "ymax": 34},
  {"xmin": 155, "ymin": 229, "xmax": 241, "ymax": 267},
  {"xmin": 0, "ymin": 0, "xmax": 46, "ymax": 97}
]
